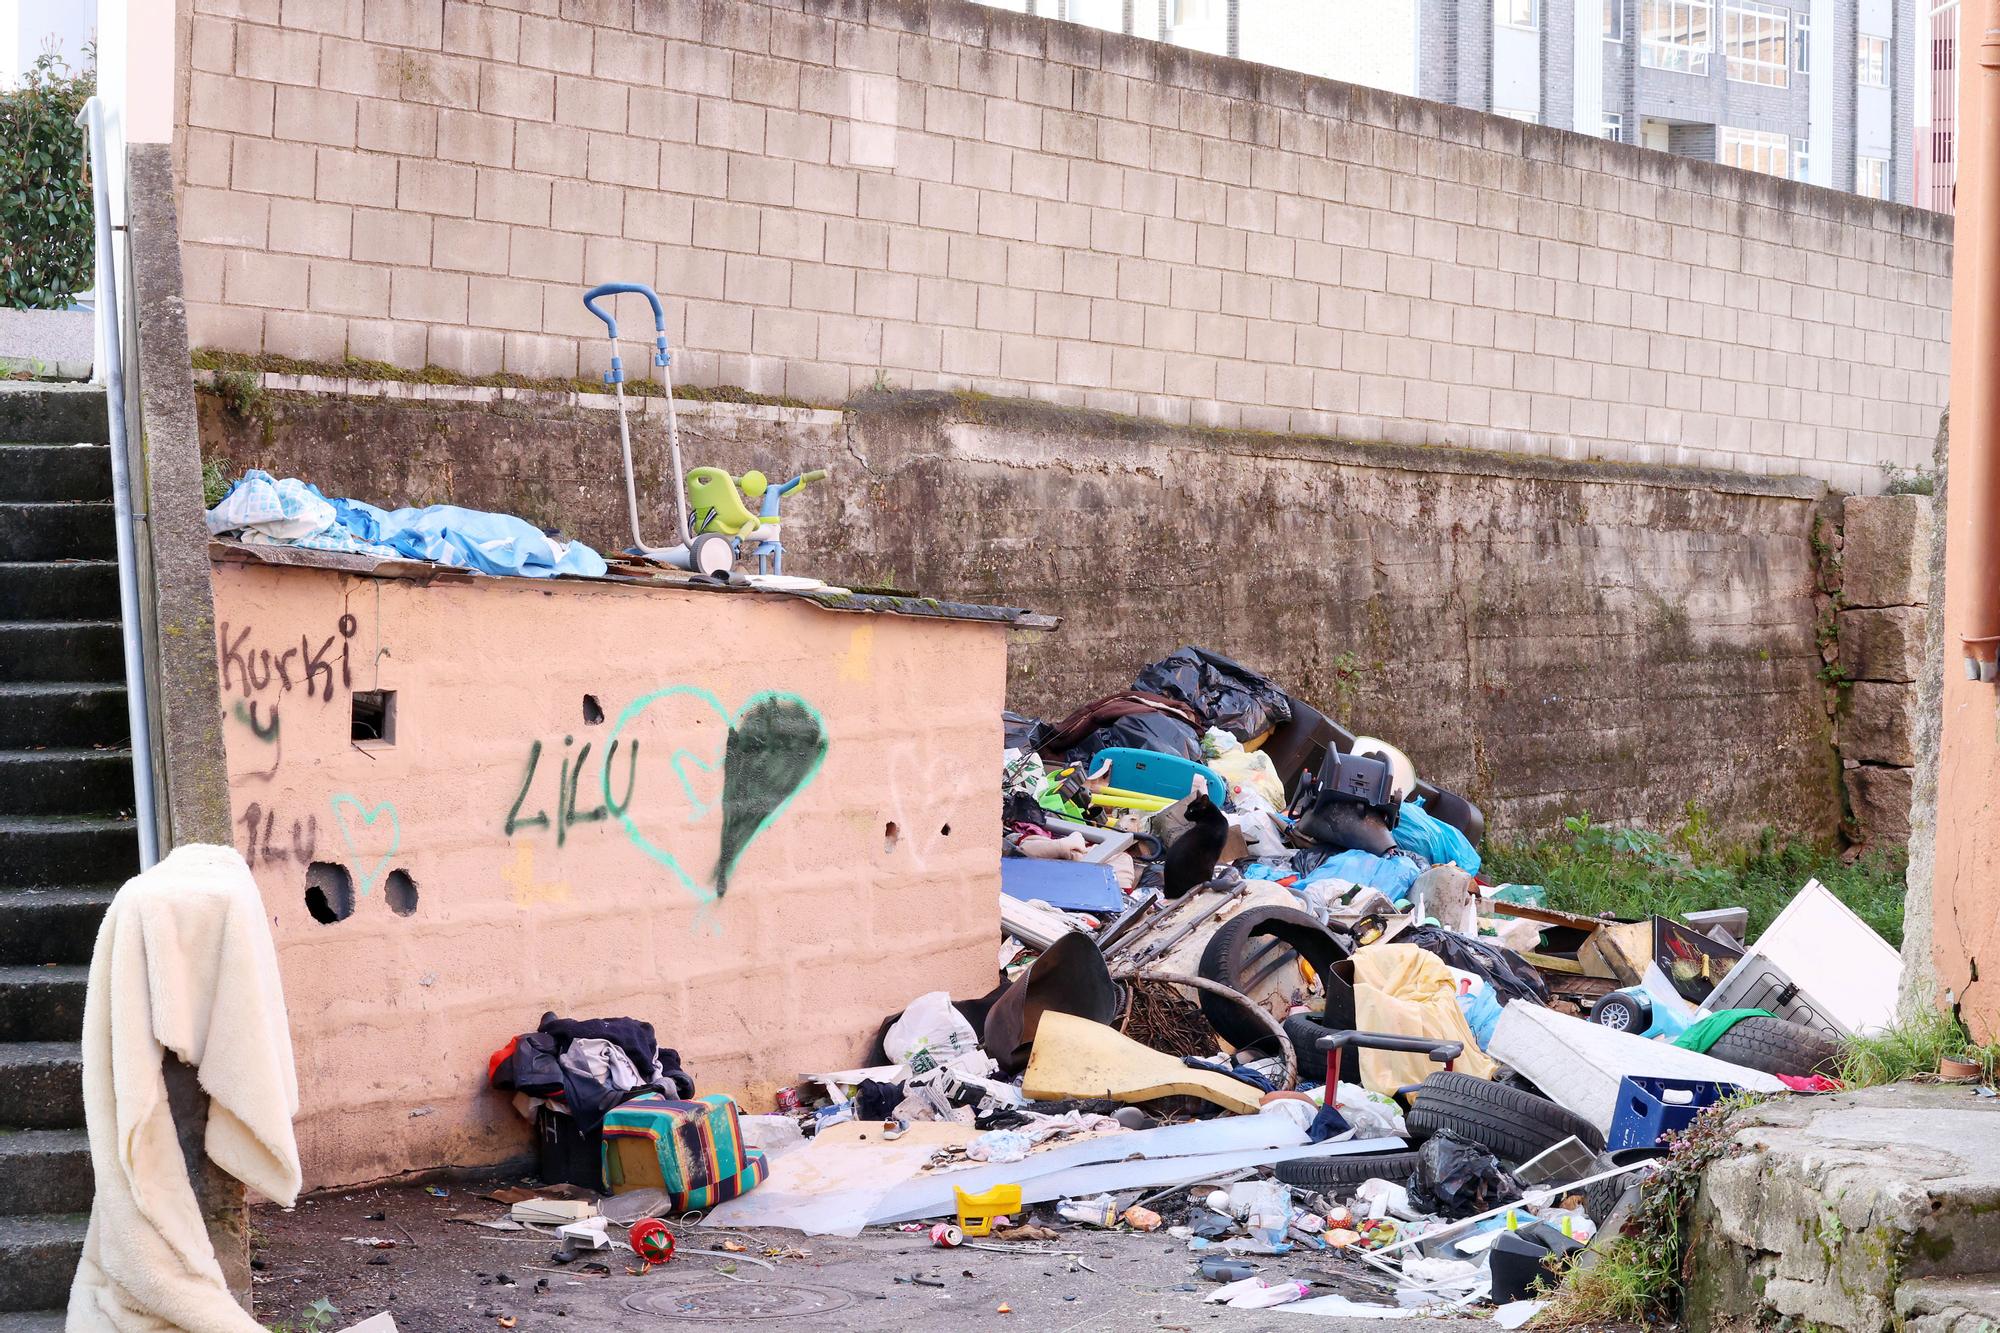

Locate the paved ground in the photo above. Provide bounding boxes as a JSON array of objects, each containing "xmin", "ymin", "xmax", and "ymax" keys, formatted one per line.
[{"xmin": 251, "ymin": 1171, "xmax": 1477, "ymax": 1332}]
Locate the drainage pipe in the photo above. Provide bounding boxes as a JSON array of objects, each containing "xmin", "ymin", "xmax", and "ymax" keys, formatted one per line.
[{"xmin": 76, "ymin": 98, "xmax": 161, "ymax": 868}]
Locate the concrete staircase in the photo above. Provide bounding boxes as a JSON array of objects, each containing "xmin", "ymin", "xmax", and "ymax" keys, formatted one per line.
[{"xmin": 0, "ymin": 386, "xmax": 132, "ymax": 1327}]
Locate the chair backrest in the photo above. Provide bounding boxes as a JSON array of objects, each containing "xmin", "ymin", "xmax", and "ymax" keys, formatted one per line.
[{"xmin": 685, "ymin": 467, "xmax": 763, "ymax": 536}]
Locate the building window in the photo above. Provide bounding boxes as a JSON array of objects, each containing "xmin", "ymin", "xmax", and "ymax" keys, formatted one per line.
[
  {"xmin": 1793, "ymin": 136, "xmax": 1810, "ymax": 180},
  {"xmin": 1605, "ymin": 0, "xmax": 1625, "ymax": 40},
  {"xmin": 1719, "ymin": 125, "xmax": 1791, "ymax": 177},
  {"xmin": 1723, "ymin": 0, "xmax": 1790, "ymax": 85},
  {"xmin": 1497, "ymin": 0, "xmax": 1538, "ymax": 28},
  {"xmin": 1603, "ymin": 112, "xmax": 1626, "ymax": 139},
  {"xmin": 1794, "ymin": 11, "xmax": 1811, "ymax": 71},
  {"xmin": 1857, "ymin": 33, "xmax": 1889, "ymax": 86},
  {"xmin": 1641, "ymin": 0, "xmax": 1713, "ymax": 74},
  {"xmin": 1495, "ymin": 106, "xmax": 1541, "ymax": 122},
  {"xmin": 1856, "ymin": 154, "xmax": 1890, "ymax": 196}
]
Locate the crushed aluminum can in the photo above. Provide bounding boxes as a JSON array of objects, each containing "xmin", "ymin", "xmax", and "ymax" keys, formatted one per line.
[
  {"xmin": 930, "ymin": 1223, "xmax": 965, "ymax": 1248},
  {"xmin": 775, "ymin": 1086, "xmax": 803, "ymax": 1113}
]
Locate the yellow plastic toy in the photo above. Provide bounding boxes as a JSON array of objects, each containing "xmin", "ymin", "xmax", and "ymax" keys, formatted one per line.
[
  {"xmin": 954, "ymin": 1183, "xmax": 1022, "ymax": 1236},
  {"xmin": 685, "ymin": 467, "xmax": 765, "ymax": 540}
]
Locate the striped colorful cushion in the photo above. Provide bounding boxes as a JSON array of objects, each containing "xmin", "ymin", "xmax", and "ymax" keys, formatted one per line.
[{"xmin": 600, "ymin": 1093, "xmax": 765, "ymax": 1210}]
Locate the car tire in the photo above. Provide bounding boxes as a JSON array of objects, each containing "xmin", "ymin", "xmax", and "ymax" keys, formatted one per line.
[
  {"xmin": 1702, "ymin": 1015, "xmax": 1843, "ymax": 1078},
  {"xmin": 1196, "ymin": 906, "xmax": 1352, "ymax": 1050},
  {"xmin": 1405, "ymin": 1070, "xmax": 1605, "ymax": 1162},
  {"xmin": 1275, "ymin": 1150, "xmax": 1422, "ymax": 1194}
]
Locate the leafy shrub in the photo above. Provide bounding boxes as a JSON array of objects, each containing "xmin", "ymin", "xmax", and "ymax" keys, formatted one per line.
[{"xmin": 0, "ymin": 51, "xmax": 96, "ymax": 310}]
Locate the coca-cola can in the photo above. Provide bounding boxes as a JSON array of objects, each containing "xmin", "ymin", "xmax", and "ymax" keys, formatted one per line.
[
  {"xmin": 930, "ymin": 1223, "xmax": 964, "ymax": 1248},
  {"xmin": 775, "ymin": 1086, "xmax": 802, "ymax": 1113}
]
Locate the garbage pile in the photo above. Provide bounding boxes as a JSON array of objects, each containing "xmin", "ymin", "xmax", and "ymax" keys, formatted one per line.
[{"xmin": 466, "ymin": 647, "xmax": 1907, "ymax": 1320}]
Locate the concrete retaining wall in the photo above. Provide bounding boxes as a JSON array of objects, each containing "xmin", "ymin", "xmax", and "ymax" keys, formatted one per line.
[
  {"xmin": 173, "ymin": 0, "xmax": 1951, "ymax": 492},
  {"xmin": 199, "ymin": 383, "xmax": 1844, "ymax": 842}
]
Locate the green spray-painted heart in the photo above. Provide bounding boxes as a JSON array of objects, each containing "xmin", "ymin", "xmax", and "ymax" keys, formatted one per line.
[
  {"xmin": 604, "ymin": 686, "xmax": 828, "ymax": 903},
  {"xmin": 329, "ymin": 793, "xmax": 401, "ymax": 896}
]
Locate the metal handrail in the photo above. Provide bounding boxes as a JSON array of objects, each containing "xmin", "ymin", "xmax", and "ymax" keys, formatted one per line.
[{"xmin": 75, "ymin": 96, "xmax": 160, "ymax": 869}]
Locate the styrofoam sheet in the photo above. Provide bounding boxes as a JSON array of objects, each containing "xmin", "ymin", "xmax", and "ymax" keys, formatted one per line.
[
  {"xmin": 700, "ymin": 1132, "xmax": 953, "ymax": 1237},
  {"xmin": 870, "ymin": 1136, "xmax": 1409, "ymax": 1224},
  {"xmin": 1488, "ymin": 1003, "xmax": 1784, "ymax": 1133},
  {"xmin": 865, "ymin": 1112, "xmax": 1319, "ymax": 1225}
]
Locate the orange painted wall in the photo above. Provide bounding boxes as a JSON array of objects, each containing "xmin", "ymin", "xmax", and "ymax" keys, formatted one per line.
[
  {"xmin": 1934, "ymin": 0, "xmax": 1998, "ymax": 1042},
  {"xmin": 209, "ymin": 560, "xmax": 1005, "ymax": 1189}
]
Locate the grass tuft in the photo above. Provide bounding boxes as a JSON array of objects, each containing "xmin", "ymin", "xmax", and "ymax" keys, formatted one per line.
[
  {"xmin": 1838, "ymin": 1008, "xmax": 2000, "ymax": 1087},
  {"xmin": 1482, "ymin": 807, "xmax": 1907, "ymax": 947}
]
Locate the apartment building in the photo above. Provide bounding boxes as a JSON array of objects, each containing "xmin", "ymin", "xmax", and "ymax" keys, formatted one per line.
[{"xmin": 980, "ymin": 0, "xmax": 1916, "ymax": 203}]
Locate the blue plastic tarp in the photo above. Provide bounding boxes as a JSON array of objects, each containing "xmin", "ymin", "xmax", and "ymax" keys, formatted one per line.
[{"xmin": 206, "ymin": 470, "xmax": 607, "ymax": 580}]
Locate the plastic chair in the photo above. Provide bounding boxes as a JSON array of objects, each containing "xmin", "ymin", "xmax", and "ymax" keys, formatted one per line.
[
  {"xmin": 1314, "ymin": 1030, "xmax": 1464, "ymax": 1108},
  {"xmin": 1259, "ymin": 694, "xmax": 1358, "ymax": 802},
  {"xmin": 685, "ymin": 467, "xmax": 766, "ymax": 539}
]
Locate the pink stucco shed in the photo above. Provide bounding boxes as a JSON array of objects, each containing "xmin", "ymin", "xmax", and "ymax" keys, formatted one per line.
[{"xmin": 208, "ymin": 557, "xmax": 1005, "ymax": 1189}]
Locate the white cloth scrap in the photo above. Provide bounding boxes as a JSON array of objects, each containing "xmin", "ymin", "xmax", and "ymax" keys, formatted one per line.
[{"xmin": 67, "ymin": 845, "xmax": 301, "ymax": 1333}]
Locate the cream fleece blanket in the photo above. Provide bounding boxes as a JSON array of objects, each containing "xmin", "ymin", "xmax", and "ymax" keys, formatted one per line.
[{"xmin": 68, "ymin": 844, "xmax": 300, "ymax": 1333}]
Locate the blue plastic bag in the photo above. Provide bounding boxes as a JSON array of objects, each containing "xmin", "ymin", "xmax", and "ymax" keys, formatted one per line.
[{"xmin": 1394, "ymin": 799, "xmax": 1481, "ymax": 874}]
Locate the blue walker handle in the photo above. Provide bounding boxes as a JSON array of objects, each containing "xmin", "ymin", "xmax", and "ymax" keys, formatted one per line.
[{"xmin": 582, "ymin": 282, "xmax": 671, "ymax": 383}]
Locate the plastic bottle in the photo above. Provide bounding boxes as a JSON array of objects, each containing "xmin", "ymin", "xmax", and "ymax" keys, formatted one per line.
[{"xmin": 1056, "ymin": 1194, "xmax": 1117, "ymax": 1228}]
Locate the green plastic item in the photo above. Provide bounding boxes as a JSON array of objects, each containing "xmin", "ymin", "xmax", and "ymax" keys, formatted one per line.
[
  {"xmin": 1674, "ymin": 1008, "xmax": 1777, "ymax": 1054},
  {"xmin": 1489, "ymin": 883, "xmax": 1549, "ymax": 908}
]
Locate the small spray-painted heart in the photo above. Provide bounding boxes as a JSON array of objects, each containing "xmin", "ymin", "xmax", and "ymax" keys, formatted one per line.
[{"xmin": 329, "ymin": 793, "xmax": 401, "ymax": 896}]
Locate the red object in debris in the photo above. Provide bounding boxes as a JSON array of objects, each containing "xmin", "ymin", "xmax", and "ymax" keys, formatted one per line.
[
  {"xmin": 930, "ymin": 1222, "xmax": 964, "ymax": 1247},
  {"xmin": 775, "ymin": 1086, "xmax": 803, "ymax": 1113},
  {"xmin": 629, "ymin": 1219, "xmax": 675, "ymax": 1263}
]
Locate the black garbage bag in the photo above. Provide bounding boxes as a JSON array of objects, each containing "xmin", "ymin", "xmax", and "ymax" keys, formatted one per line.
[
  {"xmin": 1403, "ymin": 925, "xmax": 1550, "ymax": 1005},
  {"xmin": 1003, "ymin": 710, "xmax": 1051, "ymax": 754},
  {"xmin": 1406, "ymin": 1132, "xmax": 1522, "ymax": 1219},
  {"xmin": 1133, "ymin": 647, "xmax": 1294, "ymax": 741},
  {"xmin": 1065, "ymin": 709, "xmax": 1205, "ymax": 766}
]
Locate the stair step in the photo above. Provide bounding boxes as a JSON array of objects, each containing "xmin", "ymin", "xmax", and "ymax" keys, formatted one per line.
[
  {"xmin": 0, "ymin": 888, "xmax": 116, "ymax": 966},
  {"xmin": 0, "ymin": 968, "xmax": 86, "ymax": 1043},
  {"xmin": 0, "ymin": 445, "xmax": 110, "ymax": 504},
  {"xmin": 0, "ymin": 624, "xmax": 124, "ymax": 685},
  {"xmin": 0, "ymin": 1214, "xmax": 87, "ymax": 1312},
  {"xmin": 0, "ymin": 1043, "xmax": 83, "ymax": 1130},
  {"xmin": 0, "ymin": 1130, "xmax": 91, "ymax": 1217},
  {"xmin": 0, "ymin": 817, "xmax": 136, "ymax": 888},
  {"xmin": 0, "ymin": 750, "xmax": 133, "ymax": 819},
  {"xmin": 0, "ymin": 386, "xmax": 107, "ymax": 446},
  {"xmin": 0, "ymin": 505, "xmax": 114, "ymax": 563},
  {"xmin": 0, "ymin": 561, "xmax": 118, "ymax": 621},
  {"xmin": 1897, "ymin": 1274, "xmax": 2000, "ymax": 1331},
  {"xmin": 0, "ymin": 684, "xmax": 128, "ymax": 750}
]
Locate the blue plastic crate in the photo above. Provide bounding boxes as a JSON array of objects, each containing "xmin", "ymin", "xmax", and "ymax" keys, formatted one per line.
[{"xmin": 1605, "ymin": 1076, "xmax": 1737, "ymax": 1151}]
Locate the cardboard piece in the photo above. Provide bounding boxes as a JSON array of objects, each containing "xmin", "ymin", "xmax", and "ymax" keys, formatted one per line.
[
  {"xmin": 1710, "ymin": 879, "xmax": 1901, "ymax": 1037},
  {"xmin": 1487, "ymin": 1003, "xmax": 1784, "ymax": 1132},
  {"xmin": 700, "ymin": 1122, "xmax": 973, "ymax": 1237},
  {"xmin": 1022, "ymin": 1011, "xmax": 1264, "ymax": 1114}
]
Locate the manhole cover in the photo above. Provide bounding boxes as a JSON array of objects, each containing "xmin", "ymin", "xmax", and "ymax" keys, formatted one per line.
[{"xmin": 622, "ymin": 1282, "xmax": 855, "ymax": 1321}]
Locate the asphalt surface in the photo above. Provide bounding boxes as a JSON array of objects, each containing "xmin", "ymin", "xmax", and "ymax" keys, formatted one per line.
[{"xmin": 252, "ymin": 1171, "xmax": 1480, "ymax": 1332}]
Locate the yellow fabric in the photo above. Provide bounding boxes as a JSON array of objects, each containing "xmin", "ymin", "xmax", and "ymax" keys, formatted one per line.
[{"xmin": 1348, "ymin": 944, "xmax": 1497, "ymax": 1095}]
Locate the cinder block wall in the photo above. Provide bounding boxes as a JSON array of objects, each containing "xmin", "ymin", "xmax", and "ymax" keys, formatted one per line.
[{"xmin": 174, "ymin": 0, "xmax": 1951, "ymax": 492}]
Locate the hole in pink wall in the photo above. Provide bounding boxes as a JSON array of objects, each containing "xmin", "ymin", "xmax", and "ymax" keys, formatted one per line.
[
  {"xmin": 940, "ymin": 823, "xmax": 952, "ymax": 837},
  {"xmin": 583, "ymin": 694, "xmax": 604, "ymax": 725},
  {"xmin": 304, "ymin": 862, "xmax": 354, "ymax": 925},
  {"xmin": 884, "ymin": 821, "xmax": 901, "ymax": 852}
]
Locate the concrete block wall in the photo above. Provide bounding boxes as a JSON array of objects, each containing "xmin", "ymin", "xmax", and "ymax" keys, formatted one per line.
[{"xmin": 174, "ymin": 0, "xmax": 1952, "ymax": 493}]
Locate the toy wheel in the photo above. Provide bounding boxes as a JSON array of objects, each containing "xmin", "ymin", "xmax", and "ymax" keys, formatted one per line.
[
  {"xmin": 1589, "ymin": 991, "xmax": 1654, "ymax": 1033},
  {"xmin": 629, "ymin": 1218, "xmax": 675, "ymax": 1263},
  {"xmin": 687, "ymin": 532, "xmax": 734, "ymax": 577}
]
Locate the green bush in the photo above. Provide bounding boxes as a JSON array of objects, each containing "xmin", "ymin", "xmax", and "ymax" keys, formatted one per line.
[{"xmin": 0, "ymin": 51, "xmax": 96, "ymax": 310}]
